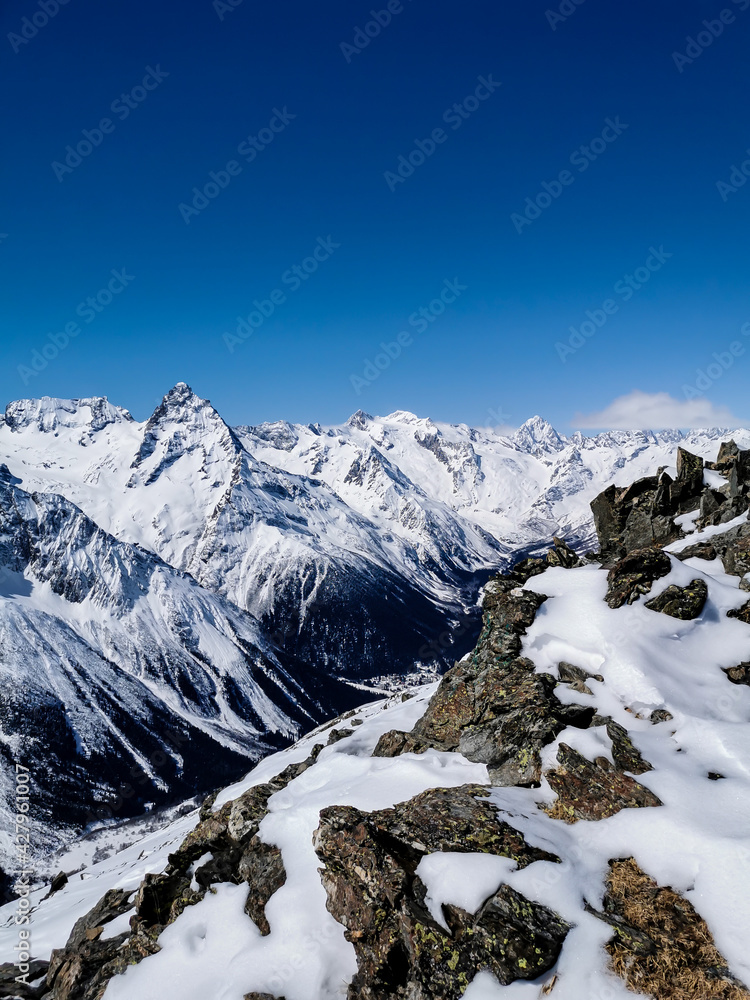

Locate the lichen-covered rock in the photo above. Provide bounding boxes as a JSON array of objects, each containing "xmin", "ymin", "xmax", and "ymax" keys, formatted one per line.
[
  {"xmin": 314, "ymin": 785, "xmax": 569, "ymax": 999},
  {"xmin": 605, "ymin": 548, "xmax": 673, "ymax": 609},
  {"xmin": 375, "ymin": 653, "xmax": 593, "ymax": 786},
  {"xmin": 645, "ymin": 579, "xmax": 708, "ymax": 620},
  {"xmin": 544, "ymin": 743, "xmax": 662, "ymax": 822}
]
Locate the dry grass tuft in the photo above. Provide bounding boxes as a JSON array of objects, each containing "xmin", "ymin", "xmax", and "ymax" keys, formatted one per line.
[{"xmin": 605, "ymin": 858, "xmax": 749, "ymax": 1000}]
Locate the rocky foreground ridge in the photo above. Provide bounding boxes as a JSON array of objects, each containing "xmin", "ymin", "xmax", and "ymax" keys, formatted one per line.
[{"xmin": 3, "ymin": 439, "xmax": 750, "ymax": 999}]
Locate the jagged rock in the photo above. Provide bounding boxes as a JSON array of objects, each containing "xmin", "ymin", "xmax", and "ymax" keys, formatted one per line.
[
  {"xmin": 41, "ymin": 746, "xmax": 326, "ymax": 999},
  {"xmin": 545, "ymin": 536, "xmax": 582, "ymax": 569},
  {"xmin": 676, "ymin": 447, "xmax": 704, "ymax": 492},
  {"xmin": 239, "ymin": 838, "xmax": 286, "ymax": 935},
  {"xmin": 134, "ymin": 870, "xmax": 202, "ymax": 926},
  {"xmin": 367, "ymin": 786, "xmax": 559, "ymax": 864},
  {"xmin": 505, "ymin": 536, "xmax": 582, "ymax": 588},
  {"xmin": 716, "ymin": 439, "xmax": 740, "ymax": 467},
  {"xmin": 596, "ymin": 858, "xmax": 750, "ymax": 999},
  {"xmin": 326, "ymin": 727, "xmax": 354, "ymax": 745},
  {"xmin": 375, "ymin": 654, "xmax": 593, "ymax": 786},
  {"xmin": 680, "ymin": 518, "xmax": 750, "ymax": 578},
  {"xmin": 49, "ymin": 872, "xmax": 68, "ymax": 895},
  {"xmin": 722, "ymin": 533, "xmax": 750, "ymax": 578},
  {"xmin": 372, "ymin": 730, "xmax": 432, "ymax": 758},
  {"xmin": 591, "ymin": 448, "xmax": 711, "ymax": 561},
  {"xmin": 701, "ymin": 488, "xmax": 728, "ymax": 521},
  {"xmin": 544, "ymin": 744, "xmax": 662, "ymax": 822},
  {"xmin": 724, "ymin": 663, "xmax": 750, "ymax": 685},
  {"xmin": 45, "ymin": 888, "xmax": 135, "ymax": 999},
  {"xmin": 244, "ymin": 994, "xmax": 285, "ymax": 1000},
  {"xmin": 606, "ymin": 721, "xmax": 652, "ymax": 775},
  {"xmin": 605, "ymin": 548, "xmax": 672, "ymax": 609},
  {"xmin": 591, "ymin": 477, "xmax": 680, "ymax": 563},
  {"xmin": 314, "ymin": 786, "xmax": 569, "ymax": 999},
  {"xmin": 645, "ymin": 579, "xmax": 708, "ymax": 620}
]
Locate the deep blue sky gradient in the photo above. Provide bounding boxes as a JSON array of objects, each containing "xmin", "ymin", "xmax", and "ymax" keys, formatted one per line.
[{"xmin": 2, "ymin": 0, "xmax": 749, "ymax": 428}]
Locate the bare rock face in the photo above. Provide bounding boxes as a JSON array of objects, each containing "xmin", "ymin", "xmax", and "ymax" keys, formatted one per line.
[
  {"xmin": 313, "ymin": 786, "xmax": 569, "ymax": 1000},
  {"xmin": 544, "ymin": 744, "xmax": 662, "ymax": 823},
  {"xmin": 591, "ymin": 475, "xmax": 683, "ymax": 564},
  {"xmin": 606, "ymin": 720, "xmax": 653, "ymax": 775}
]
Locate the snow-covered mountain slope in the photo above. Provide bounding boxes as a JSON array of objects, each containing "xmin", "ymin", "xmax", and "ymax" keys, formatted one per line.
[
  {"xmin": 6, "ymin": 481, "xmax": 750, "ymax": 1000},
  {"xmin": 0, "ymin": 388, "xmax": 504, "ymax": 682},
  {"xmin": 3, "ymin": 386, "xmax": 749, "ymax": 684},
  {"xmin": 239, "ymin": 408, "xmax": 750, "ymax": 551},
  {"xmin": 0, "ymin": 464, "xmax": 356, "ymax": 873}
]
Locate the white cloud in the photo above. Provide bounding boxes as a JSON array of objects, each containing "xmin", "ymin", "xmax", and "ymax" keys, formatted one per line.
[{"xmin": 573, "ymin": 390, "xmax": 748, "ymax": 431}]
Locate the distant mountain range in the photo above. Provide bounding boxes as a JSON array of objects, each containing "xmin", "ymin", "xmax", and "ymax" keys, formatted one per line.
[{"xmin": 1, "ymin": 383, "xmax": 748, "ymax": 869}]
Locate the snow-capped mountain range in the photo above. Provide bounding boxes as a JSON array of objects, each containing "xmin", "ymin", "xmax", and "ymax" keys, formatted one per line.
[{"xmin": 2, "ymin": 382, "xmax": 749, "ymax": 869}]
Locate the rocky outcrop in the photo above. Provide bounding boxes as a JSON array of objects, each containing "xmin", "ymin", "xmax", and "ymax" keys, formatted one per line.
[
  {"xmin": 373, "ymin": 541, "xmax": 594, "ymax": 785},
  {"xmin": 313, "ymin": 786, "xmax": 569, "ymax": 999},
  {"xmin": 591, "ymin": 443, "xmax": 750, "ymax": 563},
  {"xmin": 591, "ymin": 473, "xmax": 684, "ymax": 564}
]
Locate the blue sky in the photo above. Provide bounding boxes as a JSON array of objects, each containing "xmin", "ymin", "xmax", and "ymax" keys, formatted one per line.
[{"xmin": 2, "ymin": 0, "xmax": 750, "ymax": 430}]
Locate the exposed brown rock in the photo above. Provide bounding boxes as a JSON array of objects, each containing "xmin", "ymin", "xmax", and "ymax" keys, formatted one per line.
[
  {"xmin": 674, "ymin": 541, "xmax": 718, "ymax": 562},
  {"xmin": 373, "ymin": 566, "xmax": 594, "ymax": 785},
  {"xmin": 239, "ymin": 838, "xmax": 287, "ymax": 936},
  {"xmin": 724, "ymin": 662, "xmax": 750, "ymax": 685},
  {"xmin": 544, "ymin": 743, "xmax": 662, "ymax": 822}
]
